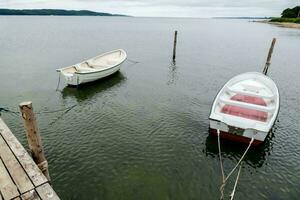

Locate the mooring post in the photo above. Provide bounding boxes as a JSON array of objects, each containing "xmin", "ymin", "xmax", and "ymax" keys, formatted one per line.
[
  {"xmin": 263, "ymin": 38, "xmax": 277, "ymax": 75},
  {"xmin": 19, "ymin": 101, "xmax": 50, "ymax": 181},
  {"xmin": 172, "ymin": 30, "xmax": 178, "ymax": 62}
]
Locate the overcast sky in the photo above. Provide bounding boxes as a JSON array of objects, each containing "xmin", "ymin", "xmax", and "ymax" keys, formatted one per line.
[{"xmin": 0, "ymin": 0, "xmax": 298, "ymax": 17}]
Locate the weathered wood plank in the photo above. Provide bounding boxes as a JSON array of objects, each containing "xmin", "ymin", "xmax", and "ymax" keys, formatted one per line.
[
  {"xmin": 21, "ymin": 190, "xmax": 41, "ymax": 200},
  {"xmin": 0, "ymin": 136, "xmax": 34, "ymax": 194},
  {"xmin": 36, "ymin": 184, "xmax": 60, "ymax": 200},
  {"xmin": 0, "ymin": 158, "xmax": 19, "ymax": 199},
  {"xmin": 0, "ymin": 118, "xmax": 48, "ymax": 186}
]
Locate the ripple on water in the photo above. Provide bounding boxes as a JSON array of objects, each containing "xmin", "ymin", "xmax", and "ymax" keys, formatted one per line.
[{"xmin": 1, "ymin": 17, "xmax": 300, "ymax": 199}]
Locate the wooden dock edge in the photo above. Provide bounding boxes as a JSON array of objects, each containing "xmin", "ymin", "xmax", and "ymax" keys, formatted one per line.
[{"xmin": 0, "ymin": 118, "xmax": 60, "ymax": 200}]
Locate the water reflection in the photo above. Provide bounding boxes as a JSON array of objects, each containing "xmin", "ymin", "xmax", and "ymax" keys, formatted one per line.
[
  {"xmin": 167, "ymin": 61, "xmax": 178, "ymax": 85},
  {"xmin": 61, "ymin": 72, "xmax": 126, "ymax": 102},
  {"xmin": 204, "ymin": 127, "xmax": 276, "ymax": 168}
]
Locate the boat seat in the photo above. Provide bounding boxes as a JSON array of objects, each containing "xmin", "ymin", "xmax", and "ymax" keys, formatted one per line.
[
  {"xmin": 106, "ymin": 59, "xmax": 119, "ymax": 65},
  {"xmin": 221, "ymin": 94, "xmax": 268, "ymax": 122},
  {"xmin": 219, "ymin": 96, "xmax": 275, "ymax": 113},
  {"xmin": 85, "ymin": 60, "xmax": 110, "ymax": 68},
  {"xmin": 226, "ymin": 86, "xmax": 274, "ymax": 99},
  {"xmin": 74, "ymin": 65, "xmax": 96, "ymax": 72}
]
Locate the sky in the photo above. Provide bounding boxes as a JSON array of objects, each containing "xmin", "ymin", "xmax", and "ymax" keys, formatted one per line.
[{"xmin": 0, "ymin": 0, "xmax": 298, "ymax": 18}]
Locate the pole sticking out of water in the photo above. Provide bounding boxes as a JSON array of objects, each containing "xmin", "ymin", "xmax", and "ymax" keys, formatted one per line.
[
  {"xmin": 263, "ymin": 38, "xmax": 277, "ymax": 75},
  {"xmin": 19, "ymin": 101, "xmax": 50, "ymax": 181},
  {"xmin": 172, "ymin": 31, "xmax": 178, "ymax": 62}
]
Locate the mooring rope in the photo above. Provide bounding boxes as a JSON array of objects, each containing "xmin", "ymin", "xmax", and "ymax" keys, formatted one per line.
[
  {"xmin": 0, "ymin": 104, "xmax": 77, "ymax": 116},
  {"xmin": 55, "ymin": 73, "xmax": 61, "ymax": 91},
  {"xmin": 36, "ymin": 104, "xmax": 77, "ymax": 114},
  {"xmin": 217, "ymin": 129, "xmax": 255, "ymax": 200},
  {"xmin": 229, "ymin": 164, "xmax": 243, "ymax": 200},
  {"xmin": 217, "ymin": 129, "xmax": 226, "ymax": 199},
  {"xmin": 224, "ymin": 137, "xmax": 254, "ymax": 183},
  {"xmin": 126, "ymin": 58, "xmax": 139, "ymax": 64},
  {"xmin": 47, "ymin": 104, "xmax": 77, "ymax": 126},
  {"xmin": 0, "ymin": 107, "xmax": 19, "ymax": 116}
]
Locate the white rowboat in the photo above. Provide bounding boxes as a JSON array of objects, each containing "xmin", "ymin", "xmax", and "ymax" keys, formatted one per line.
[
  {"xmin": 57, "ymin": 49, "xmax": 127, "ymax": 86},
  {"xmin": 209, "ymin": 72, "xmax": 280, "ymax": 146}
]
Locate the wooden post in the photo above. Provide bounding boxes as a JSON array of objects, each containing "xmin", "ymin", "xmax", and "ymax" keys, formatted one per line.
[
  {"xmin": 263, "ymin": 38, "xmax": 276, "ymax": 75},
  {"xmin": 19, "ymin": 101, "xmax": 50, "ymax": 181},
  {"xmin": 172, "ymin": 30, "xmax": 178, "ymax": 62}
]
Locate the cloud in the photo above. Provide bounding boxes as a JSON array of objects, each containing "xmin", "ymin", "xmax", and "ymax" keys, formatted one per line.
[{"xmin": 0, "ymin": 0, "xmax": 298, "ymax": 17}]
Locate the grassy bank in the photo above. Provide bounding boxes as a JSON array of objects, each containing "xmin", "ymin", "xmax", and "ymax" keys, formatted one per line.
[{"xmin": 270, "ymin": 18, "xmax": 300, "ymax": 23}]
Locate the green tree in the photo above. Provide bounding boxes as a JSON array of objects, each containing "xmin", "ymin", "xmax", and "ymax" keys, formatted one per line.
[{"xmin": 282, "ymin": 6, "xmax": 300, "ymax": 18}]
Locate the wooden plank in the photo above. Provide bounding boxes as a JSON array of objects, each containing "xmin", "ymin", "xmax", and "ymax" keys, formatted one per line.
[
  {"xmin": 0, "ymin": 136, "xmax": 34, "ymax": 194},
  {"xmin": 0, "ymin": 118, "xmax": 48, "ymax": 186},
  {"xmin": 36, "ymin": 184, "xmax": 60, "ymax": 200},
  {"xmin": 21, "ymin": 190, "xmax": 40, "ymax": 200},
  {"xmin": 0, "ymin": 158, "xmax": 19, "ymax": 199}
]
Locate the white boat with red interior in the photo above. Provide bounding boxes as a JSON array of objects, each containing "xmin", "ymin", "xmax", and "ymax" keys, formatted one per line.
[{"xmin": 209, "ymin": 72, "xmax": 279, "ymax": 146}]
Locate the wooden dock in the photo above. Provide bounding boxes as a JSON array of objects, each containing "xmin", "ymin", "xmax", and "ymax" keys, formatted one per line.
[{"xmin": 0, "ymin": 118, "xmax": 60, "ymax": 200}]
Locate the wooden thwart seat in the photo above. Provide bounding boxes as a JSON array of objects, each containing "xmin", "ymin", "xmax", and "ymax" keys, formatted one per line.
[{"xmin": 221, "ymin": 94, "xmax": 269, "ymax": 122}]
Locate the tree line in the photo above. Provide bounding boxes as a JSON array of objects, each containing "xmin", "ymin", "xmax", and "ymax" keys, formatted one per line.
[{"xmin": 281, "ymin": 6, "xmax": 300, "ymax": 18}]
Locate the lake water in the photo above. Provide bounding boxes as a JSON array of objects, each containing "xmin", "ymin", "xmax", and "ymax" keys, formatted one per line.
[{"xmin": 0, "ymin": 16, "xmax": 300, "ymax": 200}]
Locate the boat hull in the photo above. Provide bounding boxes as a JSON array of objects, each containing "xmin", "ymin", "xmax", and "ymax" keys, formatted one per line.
[
  {"xmin": 63, "ymin": 63, "xmax": 122, "ymax": 86},
  {"xmin": 209, "ymin": 119, "xmax": 268, "ymax": 146}
]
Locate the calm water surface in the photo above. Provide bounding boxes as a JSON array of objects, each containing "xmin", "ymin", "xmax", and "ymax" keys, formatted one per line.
[{"xmin": 0, "ymin": 17, "xmax": 300, "ymax": 200}]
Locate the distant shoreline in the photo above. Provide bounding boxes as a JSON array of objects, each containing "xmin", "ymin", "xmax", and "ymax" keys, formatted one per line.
[
  {"xmin": 0, "ymin": 8, "xmax": 129, "ymax": 17},
  {"xmin": 258, "ymin": 20, "xmax": 300, "ymax": 29}
]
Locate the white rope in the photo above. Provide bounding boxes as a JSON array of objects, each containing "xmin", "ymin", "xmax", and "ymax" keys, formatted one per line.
[
  {"xmin": 229, "ymin": 164, "xmax": 242, "ymax": 200},
  {"xmin": 224, "ymin": 137, "xmax": 254, "ymax": 182},
  {"xmin": 55, "ymin": 73, "xmax": 61, "ymax": 91},
  {"xmin": 217, "ymin": 130, "xmax": 225, "ymax": 180},
  {"xmin": 217, "ymin": 129, "xmax": 226, "ymax": 200},
  {"xmin": 216, "ymin": 129, "xmax": 255, "ymax": 199}
]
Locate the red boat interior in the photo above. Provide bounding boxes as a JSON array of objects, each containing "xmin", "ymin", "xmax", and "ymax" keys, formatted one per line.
[{"xmin": 221, "ymin": 94, "xmax": 268, "ymax": 122}]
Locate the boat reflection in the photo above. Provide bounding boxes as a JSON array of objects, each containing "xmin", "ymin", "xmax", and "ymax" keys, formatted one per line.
[
  {"xmin": 61, "ymin": 72, "xmax": 126, "ymax": 102},
  {"xmin": 204, "ymin": 126, "xmax": 277, "ymax": 168}
]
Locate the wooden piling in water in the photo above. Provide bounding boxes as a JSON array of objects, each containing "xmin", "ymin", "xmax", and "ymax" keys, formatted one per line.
[
  {"xmin": 172, "ymin": 30, "xmax": 178, "ymax": 62},
  {"xmin": 19, "ymin": 101, "xmax": 50, "ymax": 181},
  {"xmin": 263, "ymin": 38, "xmax": 276, "ymax": 75}
]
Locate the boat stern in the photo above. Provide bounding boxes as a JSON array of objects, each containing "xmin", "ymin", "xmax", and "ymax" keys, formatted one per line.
[{"xmin": 209, "ymin": 119, "xmax": 268, "ymax": 146}]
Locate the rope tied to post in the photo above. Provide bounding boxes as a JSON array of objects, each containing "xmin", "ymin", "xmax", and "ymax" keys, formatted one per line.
[
  {"xmin": 0, "ymin": 107, "xmax": 19, "ymax": 116},
  {"xmin": 217, "ymin": 129, "xmax": 255, "ymax": 200},
  {"xmin": 0, "ymin": 104, "xmax": 77, "ymax": 124},
  {"xmin": 127, "ymin": 58, "xmax": 140, "ymax": 64}
]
